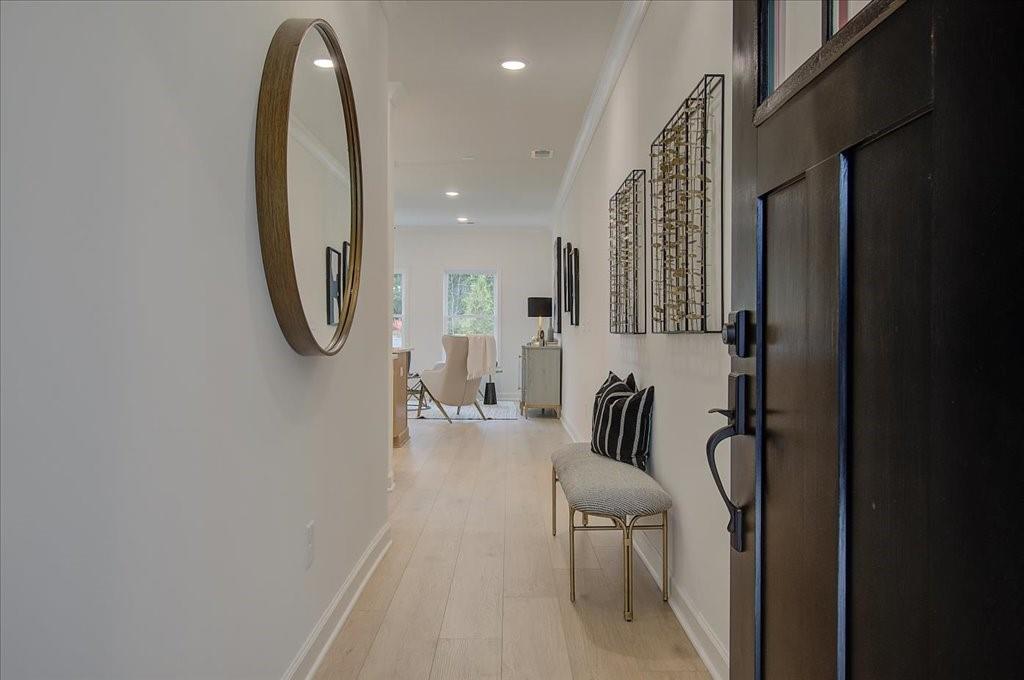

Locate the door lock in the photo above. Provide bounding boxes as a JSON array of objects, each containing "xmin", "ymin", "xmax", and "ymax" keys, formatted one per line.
[
  {"xmin": 722, "ymin": 310, "xmax": 753, "ymax": 358},
  {"xmin": 706, "ymin": 373, "xmax": 753, "ymax": 552}
]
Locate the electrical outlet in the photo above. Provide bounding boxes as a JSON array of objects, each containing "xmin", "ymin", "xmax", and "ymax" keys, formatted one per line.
[{"xmin": 305, "ymin": 521, "xmax": 315, "ymax": 570}]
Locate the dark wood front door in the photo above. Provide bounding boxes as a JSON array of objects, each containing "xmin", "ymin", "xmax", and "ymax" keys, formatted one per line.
[{"xmin": 727, "ymin": 1, "xmax": 1024, "ymax": 678}]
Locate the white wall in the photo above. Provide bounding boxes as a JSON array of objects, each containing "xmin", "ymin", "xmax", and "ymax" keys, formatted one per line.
[
  {"xmin": 395, "ymin": 227, "xmax": 553, "ymax": 399},
  {"xmin": 0, "ymin": 2, "xmax": 391, "ymax": 678},
  {"xmin": 556, "ymin": 2, "xmax": 732, "ymax": 678}
]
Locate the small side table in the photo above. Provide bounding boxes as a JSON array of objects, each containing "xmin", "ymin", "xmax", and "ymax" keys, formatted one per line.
[{"xmin": 520, "ymin": 344, "xmax": 562, "ymax": 417}]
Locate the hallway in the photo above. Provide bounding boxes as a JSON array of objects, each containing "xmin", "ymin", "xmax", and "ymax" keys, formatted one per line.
[{"xmin": 316, "ymin": 418, "xmax": 710, "ymax": 679}]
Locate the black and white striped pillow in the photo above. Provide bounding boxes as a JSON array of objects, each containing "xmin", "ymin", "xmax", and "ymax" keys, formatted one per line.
[
  {"xmin": 591, "ymin": 385, "xmax": 655, "ymax": 470},
  {"xmin": 591, "ymin": 372, "xmax": 636, "ymax": 433}
]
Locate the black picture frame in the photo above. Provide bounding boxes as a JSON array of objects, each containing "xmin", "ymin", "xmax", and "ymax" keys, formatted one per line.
[
  {"xmin": 554, "ymin": 236, "xmax": 563, "ymax": 333},
  {"xmin": 572, "ymin": 247, "xmax": 580, "ymax": 326},
  {"xmin": 326, "ymin": 246, "xmax": 342, "ymax": 326},
  {"xmin": 342, "ymin": 241, "xmax": 350, "ymax": 298},
  {"xmin": 565, "ymin": 241, "xmax": 573, "ymax": 314}
]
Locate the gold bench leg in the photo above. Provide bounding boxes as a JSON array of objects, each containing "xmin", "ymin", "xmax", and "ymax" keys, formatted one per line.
[
  {"xmin": 551, "ymin": 467, "xmax": 557, "ymax": 536},
  {"xmin": 662, "ymin": 511, "xmax": 670, "ymax": 602},
  {"xmin": 568, "ymin": 507, "xmax": 576, "ymax": 602},
  {"xmin": 623, "ymin": 520, "xmax": 633, "ymax": 621}
]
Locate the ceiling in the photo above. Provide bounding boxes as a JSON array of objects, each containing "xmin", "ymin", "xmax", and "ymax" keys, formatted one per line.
[{"xmin": 385, "ymin": 0, "xmax": 623, "ymax": 230}]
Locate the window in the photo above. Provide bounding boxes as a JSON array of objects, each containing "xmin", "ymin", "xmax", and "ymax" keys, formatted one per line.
[
  {"xmin": 392, "ymin": 272, "xmax": 406, "ymax": 348},
  {"xmin": 828, "ymin": 0, "xmax": 871, "ymax": 37},
  {"xmin": 444, "ymin": 271, "xmax": 497, "ymax": 336},
  {"xmin": 761, "ymin": 0, "xmax": 872, "ymax": 98}
]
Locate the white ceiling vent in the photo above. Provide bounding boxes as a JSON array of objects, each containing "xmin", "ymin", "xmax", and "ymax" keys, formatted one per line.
[{"xmin": 530, "ymin": 149, "xmax": 554, "ymax": 159}]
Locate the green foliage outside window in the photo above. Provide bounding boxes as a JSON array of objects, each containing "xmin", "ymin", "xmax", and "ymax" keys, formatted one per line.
[
  {"xmin": 392, "ymin": 273, "xmax": 403, "ymax": 315},
  {"xmin": 446, "ymin": 272, "xmax": 496, "ymax": 335}
]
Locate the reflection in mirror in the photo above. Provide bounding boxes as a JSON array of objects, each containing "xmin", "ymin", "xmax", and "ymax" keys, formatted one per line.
[{"xmin": 287, "ymin": 28, "xmax": 352, "ymax": 349}]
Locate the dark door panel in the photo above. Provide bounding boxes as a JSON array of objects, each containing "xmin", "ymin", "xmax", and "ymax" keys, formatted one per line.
[
  {"xmin": 762, "ymin": 163, "xmax": 839, "ymax": 680},
  {"xmin": 848, "ymin": 113, "xmax": 932, "ymax": 680}
]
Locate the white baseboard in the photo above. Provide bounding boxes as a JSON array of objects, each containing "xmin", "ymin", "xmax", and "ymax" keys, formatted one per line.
[
  {"xmin": 559, "ymin": 417, "xmax": 728, "ymax": 679},
  {"xmin": 633, "ymin": 533, "xmax": 729, "ymax": 680},
  {"xmin": 281, "ymin": 522, "xmax": 392, "ymax": 680},
  {"xmin": 497, "ymin": 391, "xmax": 519, "ymax": 401},
  {"xmin": 559, "ymin": 413, "xmax": 585, "ymax": 443}
]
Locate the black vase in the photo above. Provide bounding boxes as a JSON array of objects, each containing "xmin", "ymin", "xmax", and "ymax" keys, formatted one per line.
[{"xmin": 483, "ymin": 381, "xmax": 497, "ymax": 405}]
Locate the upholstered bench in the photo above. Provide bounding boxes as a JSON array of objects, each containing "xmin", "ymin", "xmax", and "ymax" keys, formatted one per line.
[{"xmin": 550, "ymin": 442, "xmax": 673, "ymax": 621}]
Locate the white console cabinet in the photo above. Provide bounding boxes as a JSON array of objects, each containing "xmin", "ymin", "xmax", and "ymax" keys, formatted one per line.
[{"xmin": 519, "ymin": 344, "xmax": 561, "ymax": 417}]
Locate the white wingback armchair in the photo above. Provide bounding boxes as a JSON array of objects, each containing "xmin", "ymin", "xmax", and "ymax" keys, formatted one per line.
[{"xmin": 419, "ymin": 335, "xmax": 486, "ymax": 422}]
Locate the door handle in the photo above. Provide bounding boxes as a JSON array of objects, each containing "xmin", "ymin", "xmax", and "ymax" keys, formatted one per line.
[
  {"xmin": 705, "ymin": 373, "xmax": 753, "ymax": 552},
  {"xmin": 707, "ymin": 422, "xmax": 743, "ymax": 551}
]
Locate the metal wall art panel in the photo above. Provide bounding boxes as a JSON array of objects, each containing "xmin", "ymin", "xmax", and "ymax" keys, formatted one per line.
[
  {"xmin": 650, "ymin": 73, "xmax": 725, "ymax": 333},
  {"xmin": 609, "ymin": 169, "xmax": 646, "ymax": 334}
]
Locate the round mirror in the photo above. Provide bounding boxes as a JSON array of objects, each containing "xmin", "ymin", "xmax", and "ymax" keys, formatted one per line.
[{"xmin": 256, "ymin": 18, "xmax": 362, "ymax": 356}]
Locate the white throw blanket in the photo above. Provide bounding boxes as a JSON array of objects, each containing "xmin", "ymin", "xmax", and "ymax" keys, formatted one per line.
[{"xmin": 466, "ymin": 334, "xmax": 497, "ymax": 380}]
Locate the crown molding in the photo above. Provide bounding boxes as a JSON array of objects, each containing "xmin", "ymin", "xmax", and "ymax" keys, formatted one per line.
[
  {"xmin": 288, "ymin": 115, "xmax": 351, "ymax": 187},
  {"xmin": 551, "ymin": 0, "xmax": 649, "ymax": 224}
]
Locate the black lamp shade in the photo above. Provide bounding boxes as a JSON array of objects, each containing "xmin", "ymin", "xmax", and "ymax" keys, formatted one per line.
[{"xmin": 528, "ymin": 297, "xmax": 553, "ymax": 317}]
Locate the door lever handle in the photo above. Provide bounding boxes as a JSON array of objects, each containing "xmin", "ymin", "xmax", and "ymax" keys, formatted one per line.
[
  {"xmin": 704, "ymin": 373, "xmax": 753, "ymax": 552},
  {"xmin": 706, "ymin": 424, "xmax": 745, "ymax": 552}
]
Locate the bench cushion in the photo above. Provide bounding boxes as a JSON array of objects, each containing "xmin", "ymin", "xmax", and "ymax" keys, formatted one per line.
[{"xmin": 551, "ymin": 442, "xmax": 672, "ymax": 518}]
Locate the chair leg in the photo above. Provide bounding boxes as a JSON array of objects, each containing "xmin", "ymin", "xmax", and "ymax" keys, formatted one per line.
[
  {"xmin": 416, "ymin": 383, "xmax": 426, "ymax": 418},
  {"xmin": 568, "ymin": 507, "xmax": 576, "ymax": 602},
  {"xmin": 433, "ymin": 399, "xmax": 452, "ymax": 423},
  {"xmin": 456, "ymin": 405, "xmax": 461, "ymax": 415},
  {"xmin": 623, "ymin": 521, "xmax": 634, "ymax": 621},
  {"xmin": 582, "ymin": 512, "xmax": 589, "ymax": 527},
  {"xmin": 662, "ymin": 511, "xmax": 670, "ymax": 602},
  {"xmin": 551, "ymin": 467, "xmax": 557, "ymax": 536},
  {"xmin": 474, "ymin": 400, "xmax": 487, "ymax": 420}
]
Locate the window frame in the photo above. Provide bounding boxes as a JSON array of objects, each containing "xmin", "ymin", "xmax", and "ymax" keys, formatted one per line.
[
  {"xmin": 756, "ymin": 0, "xmax": 900, "ymax": 122},
  {"xmin": 392, "ymin": 269, "xmax": 407, "ymax": 349},
  {"xmin": 442, "ymin": 268, "xmax": 500, "ymax": 354}
]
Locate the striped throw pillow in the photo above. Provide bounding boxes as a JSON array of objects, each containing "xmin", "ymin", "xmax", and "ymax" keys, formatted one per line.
[
  {"xmin": 591, "ymin": 385, "xmax": 655, "ymax": 470},
  {"xmin": 591, "ymin": 372, "xmax": 636, "ymax": 433}
]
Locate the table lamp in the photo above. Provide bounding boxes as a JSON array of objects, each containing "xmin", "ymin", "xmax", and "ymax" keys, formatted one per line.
[{"xmin": 528, "ymin": 297, "xmax": 553, "ymax": 346}]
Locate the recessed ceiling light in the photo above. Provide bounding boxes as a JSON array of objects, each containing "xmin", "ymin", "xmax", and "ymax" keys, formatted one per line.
[
  {"xmin": 501, "ymin": 59, "xmax": 527, "ymax": 71},
  {"xmin": 456, "ymin": 217, "xmax": 470, "ymax": 223},
  {"xmin": 313, "ymin": 58, "xmax": 334, "ymax": 69},
  {"xmin": 445, "ymin": 191, "xmax": 460, "ymax": 197}
]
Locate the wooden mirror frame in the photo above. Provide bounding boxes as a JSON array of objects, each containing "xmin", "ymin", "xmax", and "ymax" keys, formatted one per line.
[{"xmin": 256, "ymin": 18, "xmax": 363, "ymax": 356}]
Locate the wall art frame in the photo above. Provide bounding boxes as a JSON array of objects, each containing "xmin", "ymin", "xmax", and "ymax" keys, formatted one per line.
[
  {"xmin": 650, "ymin": 73, "xmax": 725, "ymax": 334},
  {"xmin": 609, "ymin": 169, "xmax": 647, "ymax": 334},
  {"xmin": 554, "ymin": 236, "xmax": 563, "ymax": 334}
]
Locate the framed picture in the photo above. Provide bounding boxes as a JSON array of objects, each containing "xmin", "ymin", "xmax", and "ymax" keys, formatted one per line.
[
  {"xmin": 326, "ymin": 246, "xmax": 342, "ymax": 326},
  {"xmin": 342, "ymin": 241, "xmax": 350, "ymax": 298},
  {"xmin": 565, "ymin": 241, "xmax": 573, "ymax": 314},
  {"xmin": 554, "ymin": 236, "xmax": 562, "ymax": 333},
  {"xmin": 572, "ymin": 247, "xmax": 580, "ymax": 326}
]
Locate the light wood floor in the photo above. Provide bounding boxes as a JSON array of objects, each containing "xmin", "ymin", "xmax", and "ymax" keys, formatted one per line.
[{"xmin": 315, "ymin": 416, "xmax": 711, "ymax": 680}]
